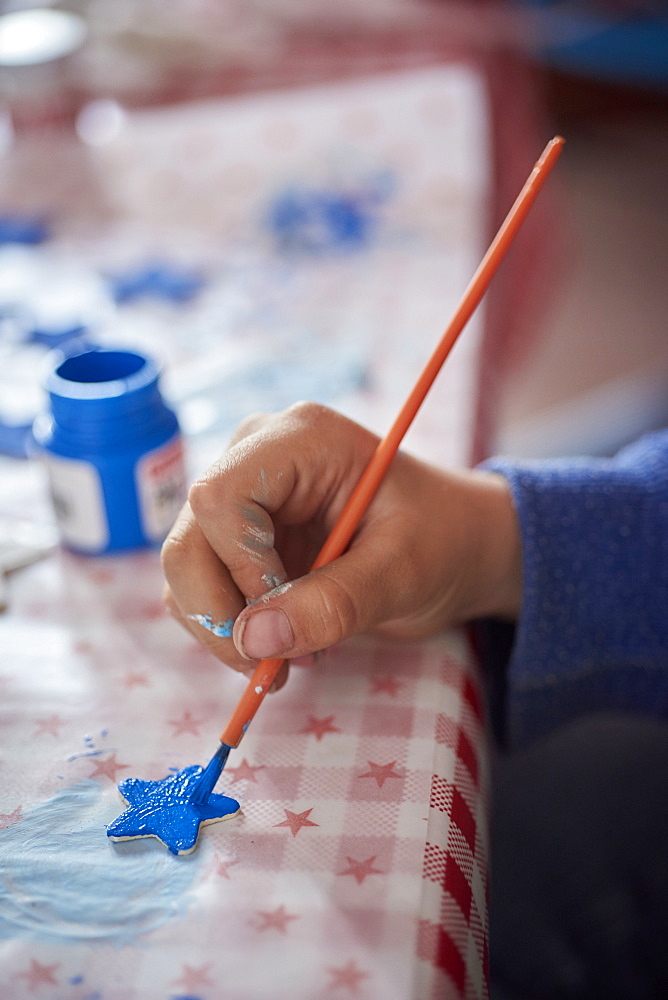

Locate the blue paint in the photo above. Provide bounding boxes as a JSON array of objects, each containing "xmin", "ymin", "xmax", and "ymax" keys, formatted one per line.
[
  {"xmin": 0, "ymin": 781, "xmax": 199, "ymax": 945},
  {"xmin": 266, "ymin": 172, "xmax": 395, "ymax": 254},
  {"xmin": 34, "ymin": 344, "xmax": 185, "ymax": 555},
  {"xmin": 189, "ymin": 743, "xmax": 231, "ymax": 805},
  {"xmin": 188, "ymin": 613, "xmax": 234, "ymax": 638},
  {"xmin": 268, "ymin": 190, "xmax": 369, "ymax": 253},
  {"xmin": 107, "ymin": 765, "xmax": 240, "ymax": 856},
  {"xmin": 66, "ymin": 730, "xmax": 111, "ymax": 761},
  {"xmin": 109, "ymin": 261, "xmax": 206, "ymax": 304},
  {"xmin": 65, "ymin": 749, "xmax": 106, "ymax": 762},
  {"xmin": 0, "ymin": 214, "xmax": 49, "ymax": 245}
]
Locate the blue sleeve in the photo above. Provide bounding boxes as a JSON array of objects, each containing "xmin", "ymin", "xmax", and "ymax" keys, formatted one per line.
[{"xmin": 480, "ymin": 429, "xmax": 668, "ymax": 747}]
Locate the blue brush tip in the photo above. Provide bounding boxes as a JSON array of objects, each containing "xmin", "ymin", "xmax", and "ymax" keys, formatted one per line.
[{"xmin": 190, "ymin": 743, "xmax": 231, "ymax": 804}]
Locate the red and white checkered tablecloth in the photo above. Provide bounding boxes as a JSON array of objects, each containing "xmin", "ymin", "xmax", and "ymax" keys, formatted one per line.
[
  {"xmin": 0, "ymin": 548, "xmax": 489, "ymax": 1000},
  {"xmin": 0, "ymin": 66, "xmax": 494, "ymax": 998}
]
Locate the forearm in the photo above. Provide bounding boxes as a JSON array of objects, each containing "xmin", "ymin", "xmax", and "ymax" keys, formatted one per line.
[{"xmin": 480, "ymin": 430, "xmax": 668, "ymax": 746}]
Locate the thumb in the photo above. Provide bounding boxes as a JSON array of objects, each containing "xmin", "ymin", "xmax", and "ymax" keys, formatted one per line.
[{"xmin": 232, "ymin": 552, "xmax": 392, "ymax": 661}]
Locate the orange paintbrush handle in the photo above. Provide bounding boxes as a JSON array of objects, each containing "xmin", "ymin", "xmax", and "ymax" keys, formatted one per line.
[{"xmin": 219, "ymin": 136, "xmax": 564, "ymax": 748}]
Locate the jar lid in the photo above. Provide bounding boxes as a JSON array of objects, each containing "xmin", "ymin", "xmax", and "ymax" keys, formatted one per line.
[{"xmin": 48, "ymin": 346, "xmax": 159, "ymax": 400}]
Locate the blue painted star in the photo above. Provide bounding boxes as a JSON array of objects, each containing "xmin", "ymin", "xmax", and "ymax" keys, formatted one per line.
[{"xmin": 107, "ymin": 765, "xmax": 240, "ymax": 855}]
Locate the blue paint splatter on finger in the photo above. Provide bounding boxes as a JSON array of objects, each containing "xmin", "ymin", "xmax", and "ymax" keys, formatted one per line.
[{"xmin": 187, "ymin": 613, "xmax": 234, "ymax": 638}]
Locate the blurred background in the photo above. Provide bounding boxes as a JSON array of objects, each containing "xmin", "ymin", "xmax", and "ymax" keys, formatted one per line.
[{"xmin": 1, "ymin": 0, "xmax": 667, "ymax": 463}]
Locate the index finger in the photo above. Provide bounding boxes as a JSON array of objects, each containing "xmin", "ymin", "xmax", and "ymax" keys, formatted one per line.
[{"xmin": 186, "ymin": 405, "xmax": 350, "ymax": 609}]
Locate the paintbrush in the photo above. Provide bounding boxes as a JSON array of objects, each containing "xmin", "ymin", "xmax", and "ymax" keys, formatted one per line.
[{"xmin": 191, "ymin": 136, "xmax": 565, "ymax": 804}]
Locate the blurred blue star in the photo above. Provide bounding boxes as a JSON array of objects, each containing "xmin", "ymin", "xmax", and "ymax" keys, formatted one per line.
[
  {"xmin": 109, "ymin": 261, "xmax": 206, "ymax": 304},
  {"xmin": 107, "ymin": 765, "xmax": 239, "ymax": 855},
  {"xmin": 0, "ymin": 213, "xmax": 49, "ymax": 245}
]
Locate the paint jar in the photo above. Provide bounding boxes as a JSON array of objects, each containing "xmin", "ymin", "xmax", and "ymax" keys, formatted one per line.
[{"xmin": 34, "ymin": 345, "xmax": 186, "ymax": 554}]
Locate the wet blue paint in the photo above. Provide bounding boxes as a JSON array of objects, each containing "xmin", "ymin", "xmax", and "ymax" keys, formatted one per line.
[
  {"xmin": 65, "ymin": 748, "xmax": 106, "ymax": 762},
  {"xmin": 0, "ymin": 781, "xmax": 199, "ymax": 945},
  {"xmin": 107, "ymin": 765, "xmax": 240, "ymax": 855},
  {"xmin": 188, "ymin": 613, "xmax": 234, "ymax": 638},
  {"xmin": 66, "ymin": 729, "xmax": 111, "ymax": 762}
]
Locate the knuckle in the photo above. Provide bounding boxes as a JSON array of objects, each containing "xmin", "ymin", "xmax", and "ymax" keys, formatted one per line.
[
  {"xmin": 229, "ymin": 411, "xmax": 269, "ymax": 445},
  {"xmin": 187, "ymin": 476, "xmax": 219, "ymax": 521},
  {"xmin": 285, "ymin": 400, "xmax": 331, "ymax": 429},
  {"xmin": 160, "ymin": 528, "xmax": 190, "ymax": 578}
]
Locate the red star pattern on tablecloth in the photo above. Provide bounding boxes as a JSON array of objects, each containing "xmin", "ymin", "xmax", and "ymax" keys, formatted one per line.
[
  {"xmin": 168, "ymin": 709, "xmax": 205, "ymax": 736},
  {"xmin": 370, "ymin": 675, "xmax": 403, "ymax": 696},
  {"xmin": 0, "ymin": 805, "xmax": 22, "ymax": 830},
  {"xmin": 326, "ymin": 959, "xmax": 370, "ymax": 993},
  {"xmin": 122, "ymin": 672, "xmax": 149, "ymax": 689},
  {"xmin": 89, "ymin": 567, "xmax": 115, "ymax": 584},
  {"xmin": 213, "ymin": 855, "xmax": 239, "ymax": 879},
  {"xmin": 225, "ymin": 757, "xmax": 265, "ymax": 783},
  {"xmin": 72, "ymin": 638, "xmax": 93, "ymax": 655},
  {"xmin": 87, "ymin": 753, "xmax": 130, "ymax": 782},
  {"xmin": 137, "ymin": 600, "xmax": 166, "ymax": 620},
  {"xmin": 357, "ymin": 760, "xmax": 404, "ymax": 788},
  {"xmin": 254, "ymin": 905, "xmax": 299, "ymax": 933},
  {"xmin": 33, "ymin": 714, "xmax": 64, "ymax": 737},
  {"xmin": 172, "ymin": 963, "xmax": 214, "ymax": 991},
  {"xmin": 274, "ymin": 808, "xmax": 319, "ymax": 836},
  {"xmin": 299, "ymin": 714, "xmax": 341, "ymax": 740},
  {"xmin": 337, "ymin": 856, "xmax": 384, "ymax": 885},
  {"xmin": 17, "ymin": 959, "xmax": 60, "ymax": 988}
]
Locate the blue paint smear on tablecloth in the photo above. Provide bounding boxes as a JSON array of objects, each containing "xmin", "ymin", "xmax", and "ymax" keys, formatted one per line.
[{"xmin": 0, "ymin": 780, "xmax": 199, "ymax": 945}]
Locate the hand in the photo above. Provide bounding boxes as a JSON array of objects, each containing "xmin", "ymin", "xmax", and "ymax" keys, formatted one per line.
[{"xmin": 161, "ymin": 402, "xmax": 521, "ymax": 689}]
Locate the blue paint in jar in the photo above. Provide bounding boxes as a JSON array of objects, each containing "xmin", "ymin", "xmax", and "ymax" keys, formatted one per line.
[{"xmin": 34, "ymin": 345, "xmax": 186, "ymax": 554}]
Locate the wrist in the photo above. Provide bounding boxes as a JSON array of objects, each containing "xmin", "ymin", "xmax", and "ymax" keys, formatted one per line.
[{"xmin": 463, "ymin": 470, "xmax": 522, "ymax": 622}]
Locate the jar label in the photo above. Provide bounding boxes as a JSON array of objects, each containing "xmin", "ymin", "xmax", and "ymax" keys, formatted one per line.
[
  {"xmin": 135, "ymin": 434, "xmax": 187, "ymax": 542},
  {"xmin": 43, "ymin": 453, "xmax": 109, "ymax": 551}
]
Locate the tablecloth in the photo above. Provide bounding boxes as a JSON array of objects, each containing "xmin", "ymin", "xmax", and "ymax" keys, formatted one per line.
[{"xmin": 1, "ymin": 65, "xmax": 491, "ymax": 999}]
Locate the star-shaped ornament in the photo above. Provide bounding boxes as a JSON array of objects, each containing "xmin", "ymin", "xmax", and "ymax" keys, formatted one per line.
[{"xmin": 107, "ymin": 764, "xmax": 240, "ymax": 855}]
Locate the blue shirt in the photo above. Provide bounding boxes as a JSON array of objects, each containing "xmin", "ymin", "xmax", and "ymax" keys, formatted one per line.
[{"xmin": 480, "ymin": 430, "xmax": 668, "ymax": 747}]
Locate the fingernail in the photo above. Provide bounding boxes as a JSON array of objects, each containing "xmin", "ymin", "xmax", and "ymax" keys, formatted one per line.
[{"xmin": 238, "ymin": 609, "xmax": 293, "ymax": 660}]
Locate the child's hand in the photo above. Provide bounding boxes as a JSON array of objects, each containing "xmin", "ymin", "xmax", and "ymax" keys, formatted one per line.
[{"xmin": 161, "ymin": 402, "xmax": 521, "ymax": 688}]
